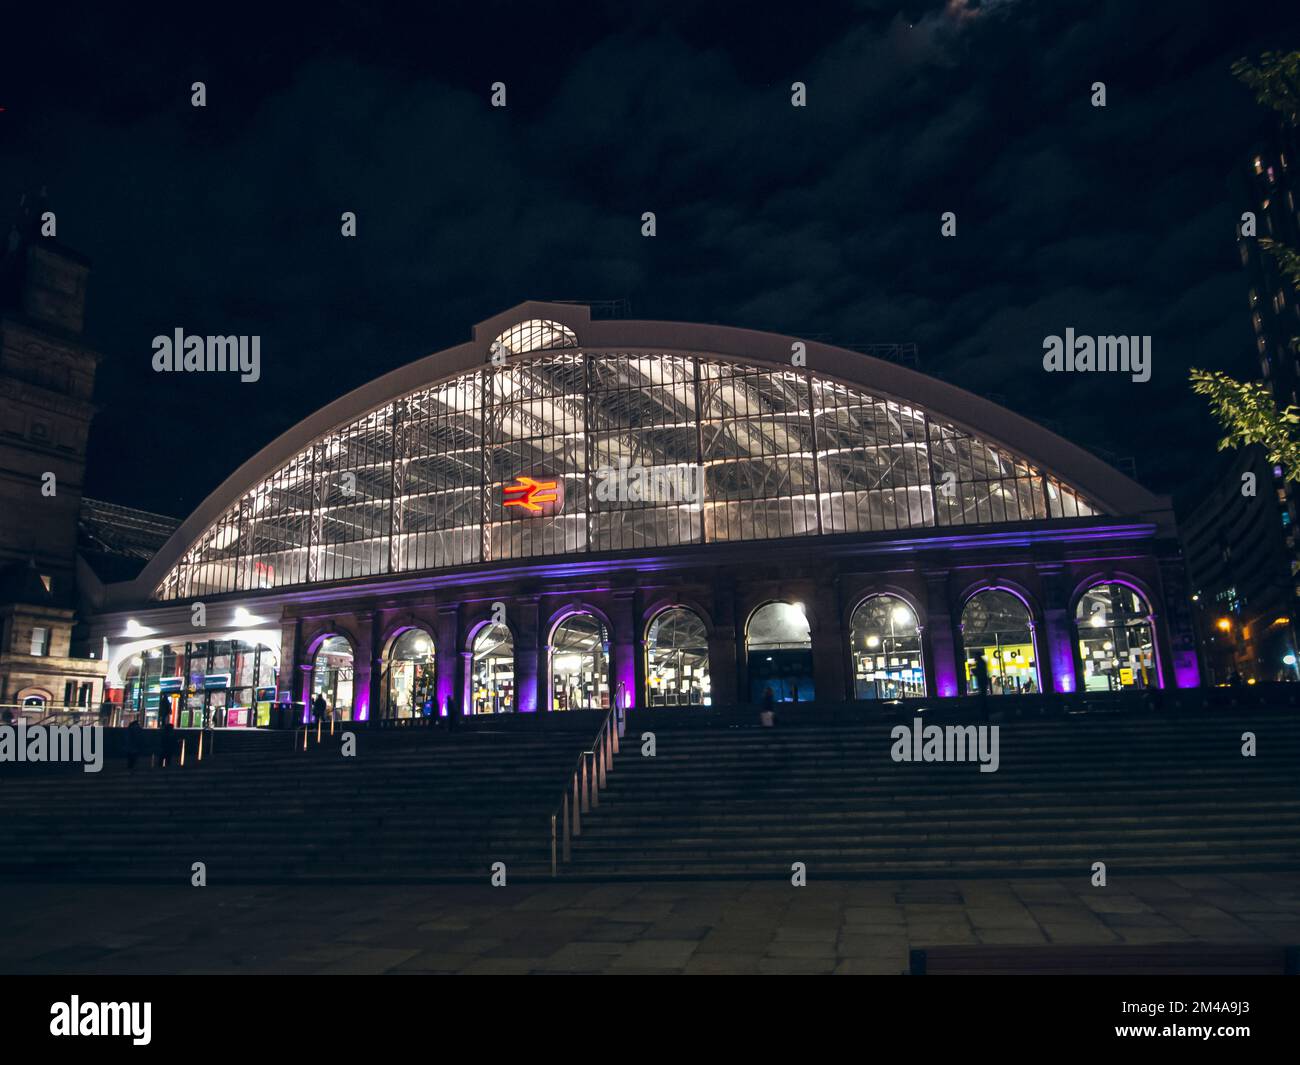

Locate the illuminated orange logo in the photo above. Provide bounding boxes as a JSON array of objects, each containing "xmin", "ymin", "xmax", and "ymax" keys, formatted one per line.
[{"xmin": 503, "ymin": 475, "xmax": 561, "ymax": 514}]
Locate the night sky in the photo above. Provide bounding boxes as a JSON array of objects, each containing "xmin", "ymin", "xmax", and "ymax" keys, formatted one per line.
[{"xmin": 5, "ymin": 0, "xmax": 1300, "ymax": 521}]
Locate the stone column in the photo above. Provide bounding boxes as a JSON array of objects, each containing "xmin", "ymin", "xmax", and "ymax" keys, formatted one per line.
[
  {"xmin": 278, "ymin": 617, "xmax": 302, "ymax": 702},
  {"xmin": 610, "ymin": 589, "xmax": 639, "ymax": 711},
  {"xmin": 459, "ymin": 650, "xmax": 473, "ymax": 714},
  {"xmin": 1157, "ymin": 558, "xmax": 1200, "ymax": 688},
  {"xmin": 1037, "ymin": 564, "xmax": 1081, "ymax": 695},
  {"xmin": 923, "ymin": 571, "xmax": 960, "ymax": 699},
  {"xmin": 708, "ymin": 574, "xmax": 739, "ymax": 707},
  {"xmin": 350, "ymin": 612, "xmax": 376, "ymax": 722},
  {"xmin": 513, "ymin": 595, "xmax": 541, "ymax": 713},
  {"xmin": 810, "ymin": 578, "xmax": 847, "ymax": 702},
  {"xmin": 434, "ymin": 604, "xmax": 461, "ymax": 717}
]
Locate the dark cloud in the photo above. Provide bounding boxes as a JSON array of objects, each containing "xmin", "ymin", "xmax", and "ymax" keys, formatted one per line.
[{"xmin": 4, "ymin": 0, "xmax": 1299, "ymax": 519}]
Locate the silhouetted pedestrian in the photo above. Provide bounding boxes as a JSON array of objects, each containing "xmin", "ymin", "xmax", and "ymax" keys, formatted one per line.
[
  {"xmin": 159, "ymin": 715, "xmax": 176, "ymax": 768},
  {"xmin": 312, "ymin": 693, "xmax": 327, "ymax": 724},
  {"xmin": 759, "ymin": 686, "xmax": 776, "ymax": 728},
  {"xmin": 446, "ymin": 695, "xmax": 459, "ymax": 731},
  {"xmin": 973, "ymin": 653, "xmax": 992, "ymax": 721},
  {"xmin": 126, "ymin": 719, "xmax": 142, "ymax": 771}
]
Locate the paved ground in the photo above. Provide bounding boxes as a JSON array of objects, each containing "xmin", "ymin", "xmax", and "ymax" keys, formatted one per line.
[{"xmin": 3, "ymin": 873, "xmax": 1299, "ymax": 974}]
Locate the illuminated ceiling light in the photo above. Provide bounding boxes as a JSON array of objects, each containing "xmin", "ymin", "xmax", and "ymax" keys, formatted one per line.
[
  {"xmin": 1216, "ymin": 618, "xmax": 1232, "ymax": 632},
  {"xmin": 1089, "ymin": 615, "xmax": 1105, "ymax": 628},
  {"xmin": 125, "ymin": 619, "xmax": 145, "ymax": 637},
  {"xmin": 866, "ymin": 635, "xmax": 881, "ymax": 648},
  {"xmin": 233, "ymin": 606, "xmax": 255, "ymax": 625},
  {"xmin": 892, "ymin": 606, "xmax": 913, "ymax": 626}
]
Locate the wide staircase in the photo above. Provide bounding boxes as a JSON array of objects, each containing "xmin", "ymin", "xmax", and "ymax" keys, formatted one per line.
[
  {"xmin": 0, "ymin": 726, "xmax": 582, "ymax": 882},
  {"xmin": 564, "ymin": 711, "xmax": 1300, "ymax": 879}
]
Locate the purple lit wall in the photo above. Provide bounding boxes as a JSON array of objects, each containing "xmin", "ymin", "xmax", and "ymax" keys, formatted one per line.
[
  {"xmin": 1172, "ymin": 652, "xmax": 1201, "ymax": 689},
  {"xmin": 1049, "ymin": 625, "xmax": 1077, "ymax": 694},
  {"xmin": 612, "ymin": 641, "xmax": 637, "ymax": 712},
  {"xmin": 933, "ymin": 663, "xmax": 958, "ymax": 699}
]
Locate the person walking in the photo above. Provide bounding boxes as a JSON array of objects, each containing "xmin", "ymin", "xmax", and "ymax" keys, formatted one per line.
[
  {"xmin": 312, "ymin": 692, "xmax": 328, "ymax": 725},
  {"xmin": 972, "ymin": 653, "xmax": 992, "ymax": 721},
  {"xmin": 759, "ymin": 686, "xmax": 776, "ymax": 728},
  {"xmin": 159, "ymin": 713, "xmax": 176, "ymax": 768},
  {"xmin": 126, "ymin": 718, "xmax": 142, "ymax": 771}
]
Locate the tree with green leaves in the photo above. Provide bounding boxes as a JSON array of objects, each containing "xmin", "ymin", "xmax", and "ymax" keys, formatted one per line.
[{"xmin": 1190, "ymin": 50, "xmax": 1300, "ymax": 477}]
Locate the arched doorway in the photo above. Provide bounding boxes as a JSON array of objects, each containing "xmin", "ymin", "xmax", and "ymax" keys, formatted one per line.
[
  {"xmin": 746, "ymin": 601, "xmax": 814, "ymax": 702},
  {"xmin": 1075, "ymin": 582, "xmax": 1158, "ymax": 691},
  {"xmin": 311, "ymin": 636, "xmax": 355, "ymax": 720},
  {"xmin": 550, "ymin": 613, "xmax": 609, "ymax": 711},
  {"xmin": 470, "ymin": 622, "xmax": 515, "ymax": 714},
  {"xmin": 850, "ymin": 594, "xmax": 925, "ymax": 700},
  {"xmin": 961, "ymin": 589, "xmax": 1039, "ymax": 695},
  {"xmin": 645, "ymin": 607, "xmax": 711, "ymax": 707},
  {"xmin": 385, "ymin": 629, "xmax": 435, "ymax": 718}
]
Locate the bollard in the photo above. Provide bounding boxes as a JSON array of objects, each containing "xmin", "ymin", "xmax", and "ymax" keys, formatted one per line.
[{"xmin": 580, "ymin": 754, "xmax": 590, "ymax": 814}]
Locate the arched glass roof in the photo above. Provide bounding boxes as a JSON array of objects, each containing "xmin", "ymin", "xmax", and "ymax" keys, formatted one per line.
[{"xmin": 154, "ymin": 351, "xmax": 1100, "ymax": 600}]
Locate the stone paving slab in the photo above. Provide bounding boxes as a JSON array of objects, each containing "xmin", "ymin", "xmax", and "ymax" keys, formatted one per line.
[{"xmin": 1, "ymin": 873, "xmax": 1297, "ymax": 975}]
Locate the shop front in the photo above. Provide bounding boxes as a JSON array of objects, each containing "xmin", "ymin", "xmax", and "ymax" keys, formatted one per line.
[{"xmin": 121, "ymin": 639, "xmax": 279, "ymax": 727}]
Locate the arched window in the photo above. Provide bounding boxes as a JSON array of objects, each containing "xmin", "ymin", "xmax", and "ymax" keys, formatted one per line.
[
  {"xmin": 645, "ymin": 607, "xmax": 710, "ymax": 707},
  {"xmin": 551, "ymin": 614, "xmax": 609, "ymax": 711},
  {"xmin": 850, "ymin": 595, "xmax": 925, "ymax": 700},
  {"xmin": 1076, "ymin": 583, "xmax": 1157, "ymax": 691},
  {"xmin": 746, "ymin": 601, "xmax": 814, "ymax": 702},
  {"xmin": 312, "ymin": 636, "xmax": 355, "ymax": 720},
  {"xmin": 961, "ymin": 590, "xmax": 1038, "ymax": 695},
  {"xmin": 471, "ymin": 622, "xmax": 515, "ymax": 715},
  {"xmin": 385, "ymin": 629, "xmax": 435, "ymax": 719}
]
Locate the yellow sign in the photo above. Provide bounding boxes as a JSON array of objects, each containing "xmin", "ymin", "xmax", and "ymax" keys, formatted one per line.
[{"xmin": 1119, "ymin": 667, "xmax": 1133, "ymax": 685}]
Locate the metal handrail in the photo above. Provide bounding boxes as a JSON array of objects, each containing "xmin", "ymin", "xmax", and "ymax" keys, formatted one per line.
[{"xmin": 550, "ymin": 703, "xmax": 625, "ymax": 876}]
